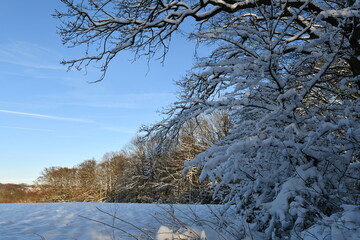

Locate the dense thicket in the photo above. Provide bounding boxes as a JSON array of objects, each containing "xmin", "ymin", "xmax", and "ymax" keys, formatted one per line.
[
  {"xmin": 0, "ymin": 184, "xmax": 40, "ymax": 203},
  {"xmin": 34, "ymin": 112, "xmax": 231, "ymax": 203}
]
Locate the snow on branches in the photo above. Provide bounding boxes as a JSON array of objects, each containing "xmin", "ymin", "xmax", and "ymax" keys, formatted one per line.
[
  {"xmin": 57, "ymin": 0, "xmax": 360, "ymax": 238},
  {"xmin": 56, "ymin": 0, "xmax": 360, "ymax": 81}
]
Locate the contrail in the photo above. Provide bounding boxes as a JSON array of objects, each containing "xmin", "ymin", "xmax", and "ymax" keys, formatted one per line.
[{"xmin": 0, "ymin": 109, "xmax": 91, "ymax": 123}]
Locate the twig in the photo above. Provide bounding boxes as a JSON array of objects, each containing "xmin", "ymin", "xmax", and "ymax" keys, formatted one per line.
[
  {"xmin": 79, "ymin": 215, "xmax": 140, "ymax": 239},
  {"xmin": 96, "ymin": 207, "xmax": 155, "ymax": 239}
]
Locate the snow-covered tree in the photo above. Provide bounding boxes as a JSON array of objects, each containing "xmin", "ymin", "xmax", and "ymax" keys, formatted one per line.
[{"xmin": 57, "ymin": 0, "xmax": 360, "ymax": 238}]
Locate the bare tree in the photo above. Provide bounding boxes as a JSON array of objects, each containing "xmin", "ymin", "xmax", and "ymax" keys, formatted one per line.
[
  {"xmin": 55, "ymin": 0, "xmax": 360, "ymax": 81},
  {"xmin": 36, "ymin": 166, "xmax": 78, "ymax": 202},
  {"xmin": 98, "ymin": 152, "xmax": 127, "ymax": 201}
]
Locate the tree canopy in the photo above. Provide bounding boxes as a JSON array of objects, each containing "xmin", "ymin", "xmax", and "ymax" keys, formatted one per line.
[{"xmin": 56, "ymin": 0, "xmax": 360, "ymax": 79}]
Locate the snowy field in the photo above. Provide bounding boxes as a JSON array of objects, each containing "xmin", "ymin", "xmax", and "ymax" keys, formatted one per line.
[
  {"xmin": 0, "ymin": 202, "xmax": 225, "ymax": 240},
  {"xmin": 0, "ymin": 202, "xmax": 359, "ymax": 240}
]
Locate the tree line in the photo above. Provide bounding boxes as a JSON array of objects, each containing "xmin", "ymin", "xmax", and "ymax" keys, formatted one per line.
[
  {"xmin": 32, "ymin": 112, "xmax": 231, "ymax": 203},
  {"xmin": 0, "ymin": 184, "xmax": 41, "ymax": 203}
]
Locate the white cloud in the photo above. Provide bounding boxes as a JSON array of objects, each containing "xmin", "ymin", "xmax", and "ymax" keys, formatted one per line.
[{"xmin": 0, "ymin": 41, "xmax": 64, "ymax": 70}]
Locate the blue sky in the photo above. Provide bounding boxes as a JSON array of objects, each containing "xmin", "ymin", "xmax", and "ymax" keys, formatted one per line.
[{"xmin": 0, "ymin": 1, "xmax": 199, "ymax": 184}]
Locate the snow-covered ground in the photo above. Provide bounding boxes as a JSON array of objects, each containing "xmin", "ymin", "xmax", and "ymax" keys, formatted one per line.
[
  {"xmin": 0, "ymin": 202, "xmax": 223, "ymax": 240},
  {"xmin": 0, "ymin": 203, "xmax": 359, "ymax": 240}
]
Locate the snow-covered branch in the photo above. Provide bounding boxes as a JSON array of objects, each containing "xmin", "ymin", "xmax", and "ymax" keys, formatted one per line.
[{"xmin": 56, "ymin": 0, "xmax": 360, "ymax": 81}]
